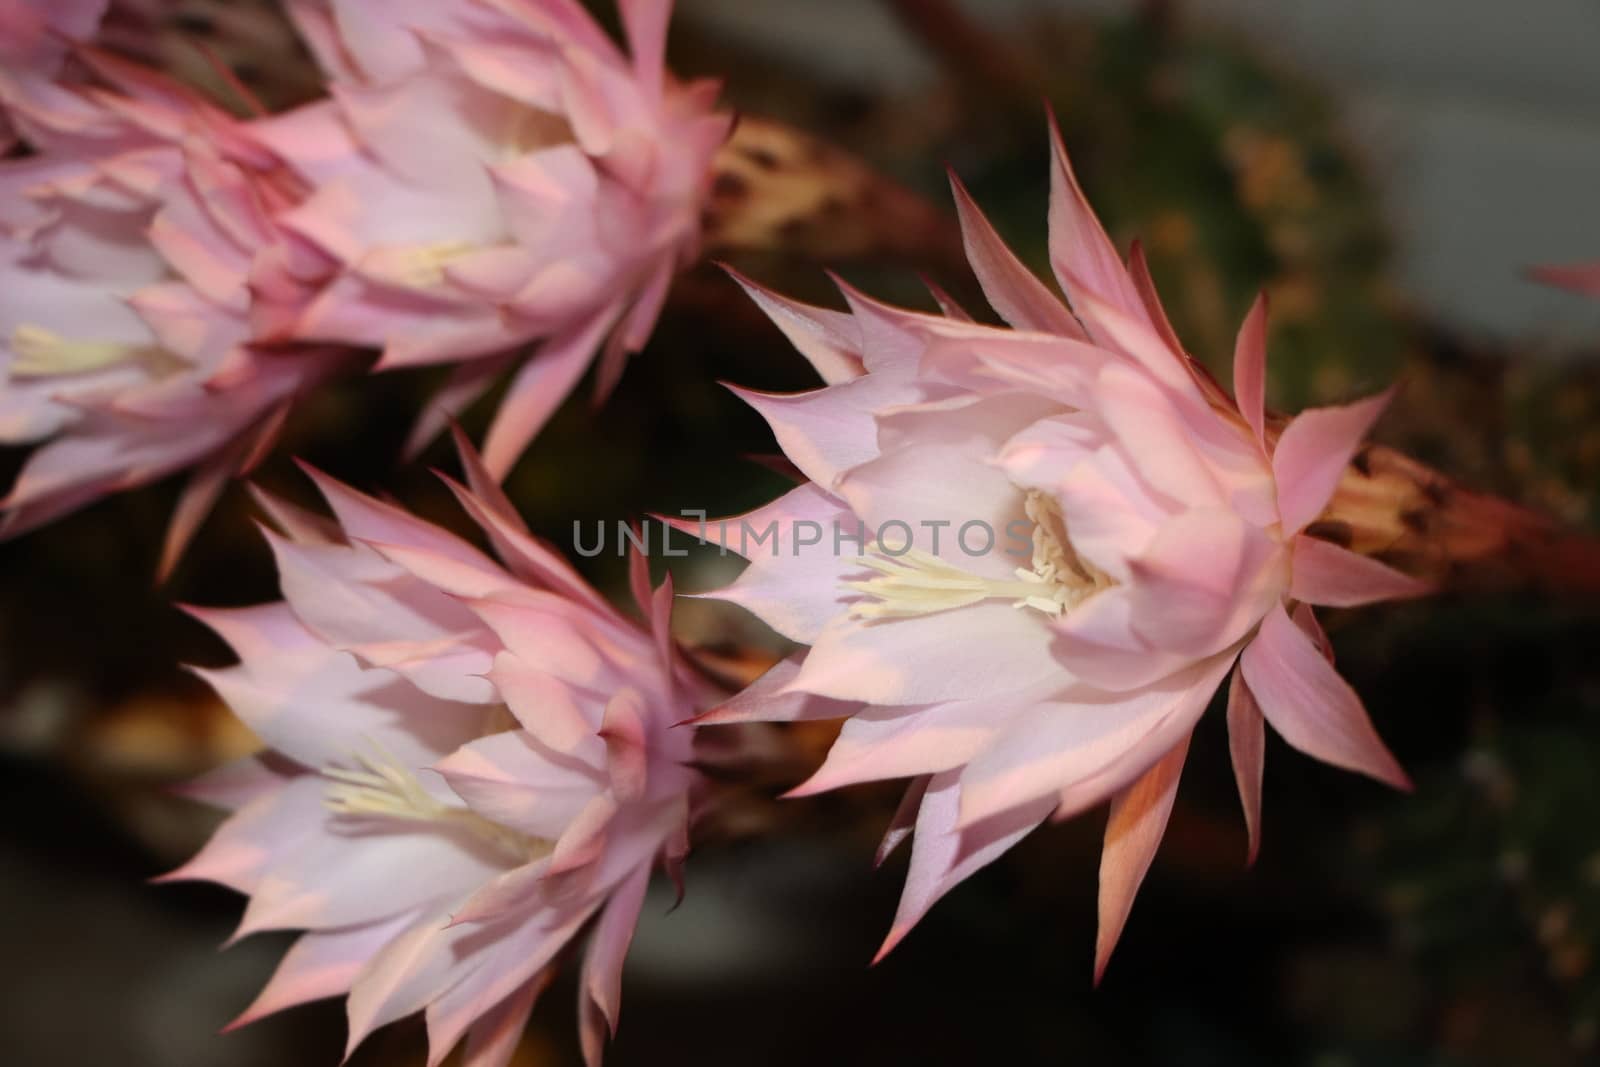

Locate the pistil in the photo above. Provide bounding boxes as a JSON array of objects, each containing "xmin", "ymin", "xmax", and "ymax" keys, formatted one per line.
[{"xmin": 845, "ymin": 491, "xmax": 1112, "ymax": 620}]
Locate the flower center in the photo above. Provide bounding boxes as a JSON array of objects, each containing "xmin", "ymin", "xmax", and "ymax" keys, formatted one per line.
[
  {"xmin": 323, "ymin": 744, "xmax": 551, "ymax": 864},
  {"xmin": 9, "ymin": 324, "xmax": 183, "ymax": 379},
  {"xmin": 845, "ymin": 491, "xmax": 1113, "ymax": 620}
]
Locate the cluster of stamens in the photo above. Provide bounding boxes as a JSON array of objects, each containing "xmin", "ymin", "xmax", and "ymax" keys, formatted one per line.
[
  {"xmin": 323, "ymin": 743, "xmax": 550, "ymax": 865},
  {"xmin": 10, "ymin": 324, "xmax": 181, "ymax": 379},
  {"xmin": 846, "ymin": 491, "xmax": 1112, "ymax": 620}
]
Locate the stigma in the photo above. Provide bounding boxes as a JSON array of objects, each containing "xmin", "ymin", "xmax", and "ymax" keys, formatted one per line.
[{"xmin": 845, "ymin": 491, "xmax": 1112, "ymax": 620}]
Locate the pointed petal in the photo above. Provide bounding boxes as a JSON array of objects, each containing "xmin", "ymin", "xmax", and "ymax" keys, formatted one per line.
[
  {"xmin": 460, "ymin": 972, "xmax": 550, "ymax": 1067},
  {"xmin": 1095, "ymin": 361, "xmax": 1224, "ymax": 509},
  {"xmin": 442, "ymin": 431, "xmax": 613, "ymax": 614},
  {"xmin": 422, "ymin": 903, "xmax": 595, "ymax": 1064},
  {"xmin": 626, "ymin": 531, "xmax": 653, "ymax": 622},
  {"xmin": 1096, "ymin": 734, "xmax": 1188, "ymax": 983},
  {"xmin": 448, "ymin": 858, "xmax": 555, "ymax": 928},
  {"xmin": 347, "ymin": 904, "xmax": 548, "ymax": 1058},
  {"xmin": 728, "ymin": 372, "xmax": 917, "ymax": 490},
  {"xmin": 956, "ymin": 650, "xmax": 1230, "ymax": 829},
  {"xmin": 1239, "ymin": 603, "xmax": 1409, "ymax": 789},
  {"xmin": 691, "ymin": 653, "xmax": 862, "ymax": 726},
  {"xmin": 876, "ymin": 774, "xmax": 931, "ymax": 867},
  {"xmin": 1225, "ymin": 665, "xmax": 1265, "ymax": 865},
  {"xmin": 829, "ymin": 273, "xmax": 949, "ymax": 376},
  {"xmin": 1289, "ymin": 534, "xmax": 1431, "ymax": 607},
  {"xmin": 227, "ymin": 914, "xmax": 414, "ymax": 1030},
  {"xmin": 1293, "ymin": 601, "xmax": 1334, "ymax": 661},
  {"xmin": 450, "ymin": 424, "xmax": 531, "ymax": 532},
  {"xmin": 298, "ymin": 461, "xmax": 493, "ymax": 572},
  {"xmin": 618, "ymin": 0, "xmax": 670, "ymax": 95},
  {"xmin": 157, "ymin": 442, "xmax": 236, "ymax": 583},
  {"xmin": 1232, "ymin": 292, "xmax": 1269, "ymax": 449},
  {"xmin": 1126, "ymin": 241, "xmax": 1232, "ymax": 409},
  {"xmin": 947, "ymin": 170, "xmax": 1083, "ymax": 338},
  {"xmin": 580, "ymin": 862, "xmax": 651, "ymax": 1048},
  {"xmin": 404, "ymin": 355, "xmax": 512, "ymax": 461},
  {"xmin": 171, "ymin": 753, "xmax": 295, "ymax": 812},
  {"xmin": 481, "ymin": 309, "xmax": 617, "ymax": 480},
  {"xmin": 669, "ymin": 484, "xmax": 861, "ymax": 644},
  {"xmin": 189, "ymin": 603, "xmax": 483, "ymax": 769},
  {"xmin": 921, "ymin": 276, "xmax": 973, "ymax": 322},
  {"xmin": 648, "ymin": 574, "xmax": 675, "ymax": 675},
  {"xmin": 156, "ymin": 774, "xmax": 323, "ymax": 892},
  {"xmin": 875, "ymin": 771, "xmax": 1053, "ymax": 961},
  {"xmin": 247, "ymin": 484, "xmax": 340, "ymax": 544},
  {"xmin": 589, "ymin": 320, "xmax": 630, "ymax": 412},
  {"xmin": 1272, "ymin": 388, "xmax": 1393, "ymax": 535},
  {"xmin": 549, "ymin": 791, "xmax": 618, "ymax": 874},
  {"xmin": 723, "ymin": 266, "xmax": 862, "ymax": 384},
  {"xmin": 238, "ymin": 400, "xmax": 295, "ymax": 476},
  {"xmin": 1046, "ymin": 113, "xmax": 1147, "ymax": 328},
  {"xmin": 786, "ymin": 695, "xmax": 1008, "ymax": 797},
  {"xmin": 1124, "ymin": 241, "xmax": 1184, "ymax": 358},
  {"xmin": 487, "ymin": 651, "xmax": 599, "ymax": 754}
]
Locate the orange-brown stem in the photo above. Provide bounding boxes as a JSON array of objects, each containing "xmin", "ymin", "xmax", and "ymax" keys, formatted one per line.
[
  {"xmin": 703, "ymin": 116, "xmax": 967, "ymax": 276},
  {"xmin": 1321, "ymin": 444, "xmax": 1600, "ymax": 596}
]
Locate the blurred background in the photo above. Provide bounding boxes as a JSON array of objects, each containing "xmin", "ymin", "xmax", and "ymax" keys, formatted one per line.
[{"xmin": 4, "ymin": 1, "xmax": 1600, "ymax": 1064}]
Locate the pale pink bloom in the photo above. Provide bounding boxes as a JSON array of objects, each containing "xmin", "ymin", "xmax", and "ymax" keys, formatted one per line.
[
  {"xmin": 166, "ymin": 437, "xmax": 699, "ymax": 1067},
  {"xmin": 687, "ymin": 120, "xmax": 1430, "ymax": 977},
  {"xmin": 0, "ymin": 49, "xmax": 335, "ymax": 571},
  {"xmin": 254, "ymin": 0, "xmax": 733, "ymax": 477}
]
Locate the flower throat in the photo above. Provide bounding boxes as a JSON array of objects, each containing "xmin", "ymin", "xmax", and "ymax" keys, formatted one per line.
[{"xmin": 845, "ymin": 491, "xmax": 1113, "ymax": 620}]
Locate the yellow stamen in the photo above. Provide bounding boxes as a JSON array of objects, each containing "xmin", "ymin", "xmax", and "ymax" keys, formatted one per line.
[
  {"xmin": 323, "ymin": 742, "xmax": 551, "ymax": 864},
  {"xmin": 9, "ymin": 324, "xmax": 171, "ymax": 379},
  {"xmin": 846, "ymin": 491, "xmax": 1113, "ymax": 620}
]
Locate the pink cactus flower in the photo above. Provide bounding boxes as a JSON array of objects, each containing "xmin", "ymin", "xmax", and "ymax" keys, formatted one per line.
[
  {"xmin": 166, "ymin": 436, "xmax": 699, "ymax": 1066},
  {"xmin": 686, "ymin": 119, "xmax": 1430, "ymax": 978},
  {"xmin": 255, "ymin": 0, "xmax": 733, "ymax": 477},
  {"xmin": 0, "ymin": 47, "xmax": 337, "ymax": 573},
  {"xmin": 1, "ymin": 0, "xmax": 729, "ymax": 561}
]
